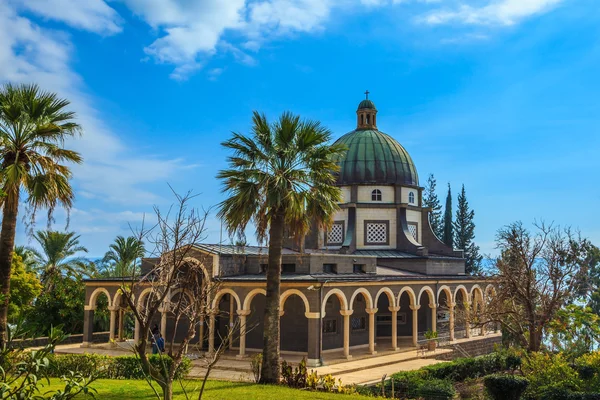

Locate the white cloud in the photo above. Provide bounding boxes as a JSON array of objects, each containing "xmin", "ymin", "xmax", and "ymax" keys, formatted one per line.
[
  {"xmin": 421, "ymin": 0, "xmax": 564, "ymax": 26},
  {"xmin": 119, "ymin": 0, "xmax": 336, "ymax": 79},
  {"xmin": 0, "ymin": 2, "xmax": 191, "ymax": 206},
  {"xmin": 16, "ymin": 0, "xmax": 122, "ymax": 34}
]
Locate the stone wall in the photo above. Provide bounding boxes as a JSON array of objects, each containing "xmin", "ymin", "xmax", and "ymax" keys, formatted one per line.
[{"xmin": 437, "ymin": 334, "xmax": 503, "ymax": 361}]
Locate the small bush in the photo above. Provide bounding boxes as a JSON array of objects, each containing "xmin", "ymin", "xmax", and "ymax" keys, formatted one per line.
[
  {"xmin": 417, "ymin": 379, "xmax": 455, "ymax": 400},
  {"xmin": 522, "ymin": 353, "xmax": 582, "ymax": 400},
  {"xmin": 484, "ymin": 374, "xmax": 529, "ymax": 400},
  {"xmin": 48, "ymin": 353, "xmax": 191, "ymax": 380}
]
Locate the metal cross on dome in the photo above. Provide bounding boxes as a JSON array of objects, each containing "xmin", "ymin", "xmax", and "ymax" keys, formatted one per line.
[{"xmin": 365, "ymin": 90, "xmax": 370, "ymax": 99}]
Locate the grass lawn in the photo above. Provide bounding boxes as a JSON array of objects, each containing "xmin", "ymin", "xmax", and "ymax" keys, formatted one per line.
[{"xmin": 45, "ymin": 379, "xmax": 372, "ymax": 399}]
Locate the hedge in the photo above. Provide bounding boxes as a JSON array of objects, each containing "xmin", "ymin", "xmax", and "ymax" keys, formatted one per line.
[
  {"xmin": 484, "ymin": 374, "xmax": 529, "ymax": 400},
  {"xmin": 48, "ymin": 353, "xmax": 192, "ymax": 380}
]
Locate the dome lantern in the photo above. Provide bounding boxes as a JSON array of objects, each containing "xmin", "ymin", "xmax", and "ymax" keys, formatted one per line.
[{"xmin": 357, "ymin": 90, "xmax": 377, "ymax": 130}]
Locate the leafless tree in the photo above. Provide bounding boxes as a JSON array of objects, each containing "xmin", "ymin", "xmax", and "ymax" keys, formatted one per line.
[
  {"xmin": 478, "ymin": 221, "xmax": 591, "ymax": 352},
  {"xmin": 115, "ymin": 189, "xmax": 226, "ymax": 400}
]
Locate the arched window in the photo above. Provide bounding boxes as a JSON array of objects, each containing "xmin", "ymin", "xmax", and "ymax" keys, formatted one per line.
[
  {"xmin": 371, "ymin": 189, "xmax": 382, "ymax": 201},
  {"xmin": 408, "ymin": 192, "xmax": 415, "ymax": 204}
]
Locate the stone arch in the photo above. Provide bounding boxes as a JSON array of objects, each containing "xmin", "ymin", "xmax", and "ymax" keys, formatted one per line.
[
  {"xmin": 470, "ymin": 285, "xmax": 484, "ymax": 304},
  {"xmin": 136, "ymin": 287, "xmax": 154, "ymax": 309},
  {"xmin": 437, "ymin": 285, "xmax": 453, "ymax": 307},
  {"xmin": 182, "ymin": 256, "xmax": 211, "ymax": 281},
  {"xmin": 243, "ymin": 288, "xmax": 267, "ymax": 311},
  {"xmin": 417, "ymin": 286, "xmax": 436, "ymax": 307},
  {"xmin": 280, "ymin": 289, "xmax": 310, "ymax": 314},
  {"xmin": 88, "ymin": 288, "xmax": 112, "ymax": 309},
  {"xmin": 321, "ymin": 288, "xmax": 348, "ymax": 316},
  {"xmin": 397, "ymin": 286, "xmax": 417, "ymax": 307},
  {"xmin": 212, "ymin": 288, "xmax": 242, "ymax": 311},
  {"xmin": 375, "ymin": 287, "xmax": 396, "ymax": 308},
  {"xmin": 349, "ymin": 288, "xmax": 374, "ymax": 310},
  {"xmin": 454, "ymin": 285, "xmax": 470, "ymax": 303},
  {"xmin": 112, "ymin": 289, "xmax": 134, "ymax": 309}
]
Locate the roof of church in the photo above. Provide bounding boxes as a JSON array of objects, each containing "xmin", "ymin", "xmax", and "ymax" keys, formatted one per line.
[
  {"xmin": 357, "ymin": 99, "xmax": 376, "ymax": 110},
  {"xmin": 333, "ymin": 129, "xmax": 419, "ymax": 186}
]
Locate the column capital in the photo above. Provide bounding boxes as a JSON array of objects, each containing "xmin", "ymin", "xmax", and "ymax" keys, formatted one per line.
[
  {"xmin": 237, "ymin": 309, "xmax": 251, "ymax": 317},
  {"xmin": 340, "ymin": 309, "xmax": 354, "ymax": 317},
  {"xmin": 108, "ymin": 306, "xmax": 119, "ymax": 312},
  {"xmin": 365, "ymin": 308, "xmax": 378, "ymax": 315},
  {"xmin": 84, "ymin": 305, "xmax": 95, "ymax": 311},
  {"xmin": 279, "ymin": 310, "xmax": 285, "ymax": 317},
  {"xmin": 429, "ymin": 303, "xmax": 438, "ymax": 309},
  {"xmin": 409, "ymin": 305, "xmax": 421, "ymax": 311},
  {"xmin": 448, "ymin": 302, "xmax": 456, "ymax": 309},
  {"xmin": 388, "ymin": 306, "xmax": 401, "ymax": 312},
  {"xmin": 305, "ymin": 312, "xmax": 321, "ymax": 319}
]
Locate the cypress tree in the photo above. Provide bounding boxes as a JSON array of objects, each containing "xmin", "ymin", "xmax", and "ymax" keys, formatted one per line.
[
  {"xmin": 423, "ymin": 174, "xmax": 443, "ymax": 239},
  {"xmin": 453, "ymin": 184, "xmax": 482, "ymax": 275},
  {"xmin": 442, "ymin": 183, "xmax": 453, "ymax": 247}
]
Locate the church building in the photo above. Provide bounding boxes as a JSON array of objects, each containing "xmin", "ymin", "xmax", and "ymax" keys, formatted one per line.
[{"xmin": 83, "ymin": 95, "xmax": 493, "ymax": 367}]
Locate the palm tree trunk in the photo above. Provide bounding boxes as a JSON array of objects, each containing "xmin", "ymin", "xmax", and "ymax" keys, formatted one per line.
[
  {"xmin": 0, "ymin": 191, "xmax": 19, "ymax": 347},
  {"xmin": 259, "ymin": 211, "xmax": 284, "ymax": 384}
]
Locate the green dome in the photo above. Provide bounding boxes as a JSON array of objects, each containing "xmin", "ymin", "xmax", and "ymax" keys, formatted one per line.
[
  {"xmin": 333, "ymin": 129, "xmax": 419, "ymax": 186},
  {"xmin": 357, "ymin": 99, "xmax": 377, "ymax": 110}
]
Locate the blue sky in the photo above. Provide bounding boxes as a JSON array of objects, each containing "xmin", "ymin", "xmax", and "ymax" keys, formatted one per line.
[{"xmin": 1, "ymin": 0, "xmax": 599, "ymax": 258}]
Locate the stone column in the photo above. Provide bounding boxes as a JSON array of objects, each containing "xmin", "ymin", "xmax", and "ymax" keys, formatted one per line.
[
  {"xmin": 199, "ymin": 315, "xmax": 205, "ymax": 351},
  {"xmin": 366, "ymin": 308, "xmax": 378, "ymax": 355},
  {"xmin": 409, "ymin": 305, "xmax": 420, "ymax": 347},
  {"xmin": 305, "ymin": 312, "xmax": 321, "ymax": 367},
  {"xmin": 82, "ymin": 307, "xmax": 95, "ymax": 347},
  {"xmin": 479, "ymin": 301, "xmax": 486, "ymax": 336},
  {"xmin": 448, "ymin": 302, "xmax": 456, "ymax": 342},
  {"xmin": 465, "ymin": 301, "xmax": 472, "ymax": 338},
  {"xmin": 229, "ymin": 297, "xmax": 235, "ymax": 349},
  {"xmin": 134, "ymin": 318, "xmax": 140, "ymax": 344},
  {"xmin": 340, "ymin": 310, "xmax": 353, "ymax": 359},
  {"xmin": 208, "ymin": 311, "xmax": 216, "ymax": 355},
  {"xmin": 389, "ymin": 306, "xmax": 400, "ymax": 350},
  {"xmin": 109, "ymin": 308, "xmax": 117, "ymax": 342},
  {"xmin": 430, "ymin": 303, "xmax": 437, "ymax": 333},
  {"xmin": 160, "ymin": 310, "xmax": 167, "ymax": 340},
  {"xmin": 236, "ymin": 310, "xmax": 251, "ymax": 359},
  {"xmin": 116, "ymin": 309, "xmax": 124, "ymax": 341}
]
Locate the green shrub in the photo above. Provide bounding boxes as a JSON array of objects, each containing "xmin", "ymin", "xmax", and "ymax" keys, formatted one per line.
[
  {"xmin": 417, "ymin": 379, "xmax": 455, "ymax": 400},
  {"xmin": 522, "ymin": 353, "xmax": 582, "ymax": 400},
  {"xmin": 48, "ymin": 353, "xmax": 191, "ymax": 380},
  {"xmin": 484, "ymin": 374, "xmax": 529, "ymax": 400},
  {"xmin": 422, "ymin": 352, "xmax": 507, "ymax": 381},
  {"xmin": 535, "ymin": 387, "xmax": 600, "ymax": 400}
]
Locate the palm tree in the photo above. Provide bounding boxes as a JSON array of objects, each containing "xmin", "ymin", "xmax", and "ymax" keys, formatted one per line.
[
  {"xmin": 217, "ymin": 111, "xmax": 346, "ymax": 383},
  {"xmin": 101, "ymin": 235, "xmax": 145, "ymax": 277},
  {"xmin": 0, "ymin": 83, "xmax": 82, "ymax": 345},
  {"xmin": 30, "ymin": 230, "xmax": 93, "ymax": 287},
  {"xmin": 13, "ymin": 245, "xmax": 39, "ymax": 272}
]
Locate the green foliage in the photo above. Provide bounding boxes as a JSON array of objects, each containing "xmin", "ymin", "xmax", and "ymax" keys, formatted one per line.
[
  {"xmin": 547, "ymin": 304, "xmax": 600, "ymax": 359},
  {"xmin": 423, "ymin": 173, "xmax": 443, "ymax": 239},
  {"xmin": 417, "ymin": 378, "xmax": 456, "ymax": 400},
  {"xmin": 424, "ymin": 330, "xmax": 438, "ymax": 340},
  {"xmin": 575, "ymin": 352, "xmax": 600, "ymax": 392},
  {"xmin": 522, "ymin": 352, "xmax": 582, "ymax": 399},
  {"xmin": 281, "ymin": 359, "xmax": 307, "ymax": 388},
  {"xmin": 101, "ymin": 236, "xmax": 146, "ymax": 277},
  {"xmin": 484, "ymin": 374, "xmax": 529, "ymax": 400},
  {"xmin": 7, "ymin": 253, "xmax": 42, "ymax": 323},
  {"xmin": 30, "ymin": 230, "xmax": 95, "ymax": 286},
  {"xmin": 0, "ymin": 324, "xmax": 96, "ymax": 399},
  {"xmin": 442, "ymin": 183, "xmax": 453, "ymax": 247},
  {"xmin": 420, "ymin": 352, "xmax": 511, "ymax": 382},
  {"xmin": 47, "ymin": 353, "xmax": 191, "ymax": 380},
  {"xmin": 25, "ymin": 275, "xmax": 85, "ymax": 335},
  {"xmin": 250, "ymin": 353, "xmax": 262, "ymax": 383},
  {"xmin": 453, "ymin": 184, "xmax": 482, "ymax": 275}
]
